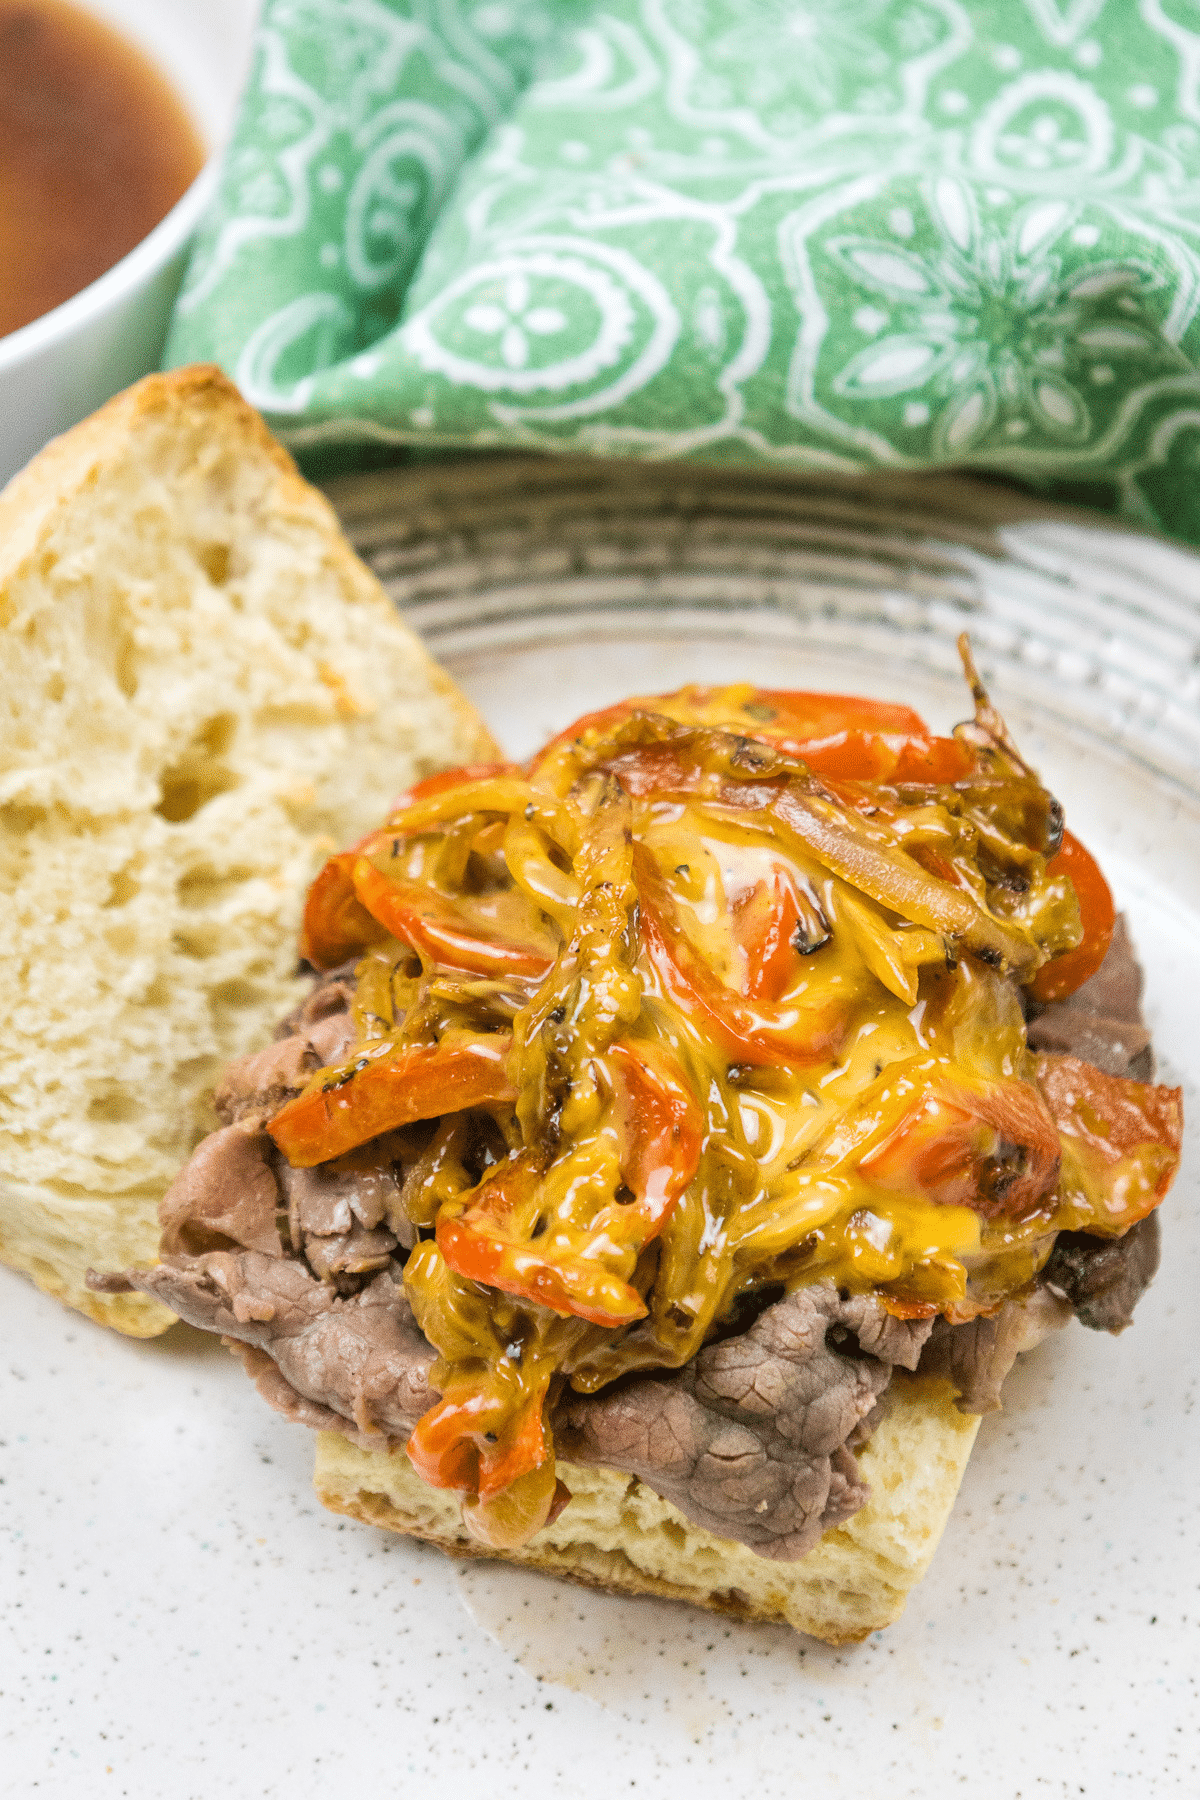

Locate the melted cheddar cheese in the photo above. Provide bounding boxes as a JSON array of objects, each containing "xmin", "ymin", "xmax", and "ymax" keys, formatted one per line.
[{"xmin": 267, "ymin": 666, "xmax": 1181, "ymax": 1549}]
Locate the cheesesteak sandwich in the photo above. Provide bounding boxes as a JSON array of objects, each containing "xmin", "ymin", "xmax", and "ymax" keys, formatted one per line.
[
  {"xmin": 102, "ymin": 663, "xmax": 1182, "ymax": 1643},
  {"xmin": 0, "ymin": 368, "xmax": 495, "ymax": 1335}
]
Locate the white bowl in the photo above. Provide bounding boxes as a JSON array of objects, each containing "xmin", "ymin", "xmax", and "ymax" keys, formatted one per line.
[{"xmin": 0, "ymin": 0, "xmax": 258, "ymax": 487}]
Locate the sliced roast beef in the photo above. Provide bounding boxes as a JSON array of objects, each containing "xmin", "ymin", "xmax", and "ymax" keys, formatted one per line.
[
  {"xmin": 162, "ymin": 971, "xmax": 415, "ymax": 1287},
  {"xmin": 204, "ymin": 959, "xmax": 361, "ymax": 1133},
  {"xmin": 158, "ymin": 1123, "xmax": 282, "ymax": 1259},
  {"xmin": 276, "ymin": 1133, "xmax": 415, "ymax": 1247},
  {"xmin": 108, "ymin": 1251, "xmax": 934, "ymax": 1559},
  {"xmin": 302, "ymin": 1223, "xmax": 399, "ymax": 1281},
  {"xmin": 214, "ymin": 1035, "xmax": 323, "ymax": 1129},
  {"xmin": 557, "ymin": 1283, "xmax": 932, "ymax": 1561},
  {"xmin": 120, "ymin": 1252, "xmax": 438, "ymax": 1446},
  {"xmin": 274, "ymin": 959, "xmax": 358, "ymax": 1041},
  {"xmin": 922, "ymin": 1214, "xmax": 1161, "ymax": 1412},
  {"xmin": 1042, "ymin": 1212, "xmax": 1162, "ymax": 1333},
  {"xmin": 920, "ymin": 1287, "xmax": 1073, "ymax": 1414},
  {"xmin": 1025, "ymin": 915, "xmax": 1153, "ymax": 1079},
  {"xmin": 233, "ymin": 1343, "xmax": 371, "ymax": 1436}
]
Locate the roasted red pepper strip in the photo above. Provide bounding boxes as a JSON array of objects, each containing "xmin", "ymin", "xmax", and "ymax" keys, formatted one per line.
[
  {"xmin": 435, "ymin": 1224, "xmax": 647, "ymax": 1325},
  {"xmin": 404, "ymin": 1387, "xmax": 486, "ymax": 1493},
  {"xmin": 633, "ymin": 843, "xmax": 846, "ymax": 1066},
  {"xmin": 733, "ymin": 687, "xmax": 939, "ymax": 748},
  {"xmin": 476, "ymin": 1382, "xmax": 552, "ymax": 1504},
  {"xmin": 436, "ymin": 1040, "xmax": 703, "ymax": 1325},
  {"xmin": 858, "ymin": 1072, "xmax": 1062, "ymax": 1220},
  {"xmin": 732, "ymin": 867, "xmax": 811, "ymax": 1004},
  {"xmin": 1036, "ymin": 1053, "xmax": 1182, "ymax": 1233},
  {"xmin": 602, "ymin": 745, "xmax": 709, "ymax": 799},
  {"xmin": 406, "ymin": 1374, "xmax": 567, "ymax": 1547},
  {"xmin": 267, "ymin": 1036, "xmax": 517, "ymax": 1167},
  {"xmin": 529, "ymin": 696, "xmax": 684, "ymax": 763},
  {"xmin": 436, "ymin": 1155, "xmax": 649, "ymax": 1327},
  {"xmin": 886, "ymin": 736, "xmax": 977, "ymax": 784},
  {"xmin": 303, "ymin": 769, "xmax": 556, "ymax": 974},
  {"xmin": 732, "ymin": 689, "xmax": 975, "ymax": 782},
  {"xmin": 531, "ymin": 686, "xmax": 975, "ymax": 784},
  {"xmin": 406, "ymin": 1372, "xmax": 552, "ymax": 1497},
  {"xmin": 351, "ymin": 858, "xmax": 556, "ymax": 979},
  {"xmin": 534, "ymin": 688, "xmax": 923, "ymax": 757},
  {"xmin": 606, "ymin": 1038, "xmax": 705, "ymax": 1231},
  {"xmin": 391, "ymin": 761, "xmax": 520, "ymax": 813},
  {"xmin": 1027, "ymin": 831, "xmax": 1115, "ymax": 1004},
  {"xmin": 300, "ymin": 844, "xmax": 391, "ymax": 969}
]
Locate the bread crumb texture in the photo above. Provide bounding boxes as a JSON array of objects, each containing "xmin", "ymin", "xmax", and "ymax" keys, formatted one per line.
[
  {"xmin": 0, "ymin": 367, "xmax": 495, "ymax": 1335},
  {"xmin": 314, "ymin": 1372, "xmax": 981, "ymax": 1644}
]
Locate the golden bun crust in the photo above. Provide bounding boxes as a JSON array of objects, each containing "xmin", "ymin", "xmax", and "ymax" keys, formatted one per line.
[
  {"xmin": 313, "ymin": 1372, "xmax": 981, "ymax": 1645},
  {"xmin": 0, "ymin": 367, "xmax": 497, "ymax": 1335}
]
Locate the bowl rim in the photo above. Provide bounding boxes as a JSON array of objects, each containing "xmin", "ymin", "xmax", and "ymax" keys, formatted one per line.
[{"xmin": 0, "ymin": 155, "xmax": 219, "ymax": 375}]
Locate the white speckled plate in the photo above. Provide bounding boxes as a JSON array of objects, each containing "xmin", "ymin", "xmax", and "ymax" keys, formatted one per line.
[{"xmin": 5, "ymin": 460, "xmax": 1198, "ymax": 1798}]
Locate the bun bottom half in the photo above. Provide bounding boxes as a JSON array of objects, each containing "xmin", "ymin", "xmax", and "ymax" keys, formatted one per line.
[{"xmin": 313, "ymin": 1371, "xmax": 980, "ymax": 1646}]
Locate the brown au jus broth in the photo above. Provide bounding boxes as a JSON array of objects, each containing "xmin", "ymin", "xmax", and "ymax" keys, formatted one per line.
[{"xmin": 0, "ymin": 0, "xmax": 205, "ymax": 338}]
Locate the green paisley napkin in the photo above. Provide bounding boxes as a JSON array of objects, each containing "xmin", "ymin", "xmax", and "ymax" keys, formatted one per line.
[{"xmin": 167, "ymin": 1, "xmax": 1200, "ymax": 542}]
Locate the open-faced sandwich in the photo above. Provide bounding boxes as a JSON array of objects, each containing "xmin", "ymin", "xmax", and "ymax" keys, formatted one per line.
[{"xmin": 101, "ymin": 660, "xmax": 1182, "ymax": 1643}]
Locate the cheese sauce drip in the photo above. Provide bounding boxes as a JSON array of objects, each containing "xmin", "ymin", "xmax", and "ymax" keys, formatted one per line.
[{"xmin": 269, "ymin": 665, "xmax": 1181, "ymax": 1550}]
